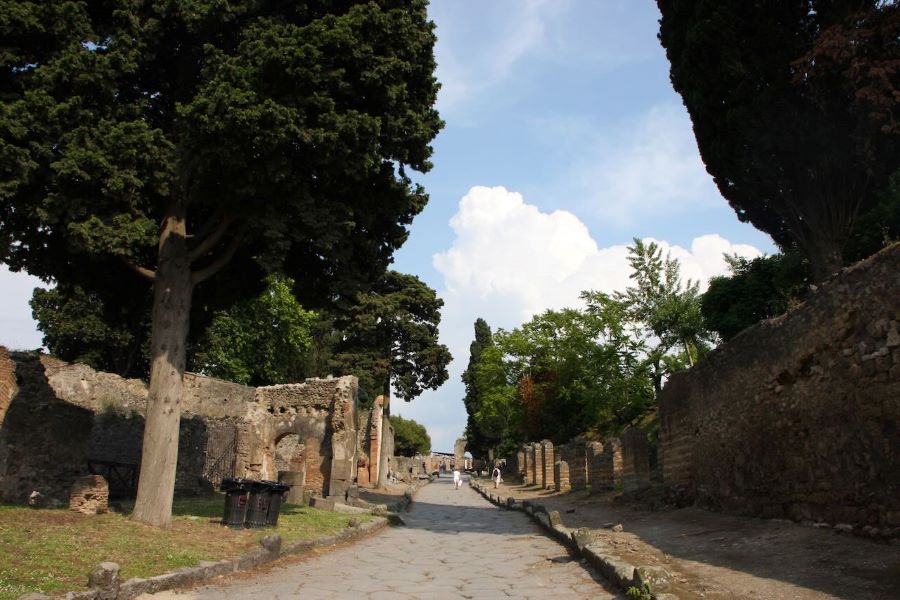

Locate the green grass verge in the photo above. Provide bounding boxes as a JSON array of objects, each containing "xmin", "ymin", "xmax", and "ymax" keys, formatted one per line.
[{"xmin": 0, "ymin": 496, "xmax": 372, "ymax": 599}]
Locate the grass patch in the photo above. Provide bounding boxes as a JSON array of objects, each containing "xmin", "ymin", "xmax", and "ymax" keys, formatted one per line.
[{"xmin": 0, "ymin": 496, "xmax": 371, "ymax": 599}]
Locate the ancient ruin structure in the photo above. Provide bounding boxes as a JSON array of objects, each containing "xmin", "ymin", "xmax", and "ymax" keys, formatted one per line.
[
  {"xmin": 659, "ymin": 243, "xmax": 899, "ymax": 532},
  {"xmin": 508, "ymin": 244, "xmax": 899, "ymax": 535},
  {"xmin": 0, "ymin": 351, "xmax": 394, "ymax": 505}
]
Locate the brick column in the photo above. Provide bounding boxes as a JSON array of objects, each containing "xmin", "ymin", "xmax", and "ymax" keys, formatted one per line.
[
  {"xmin": 529, "ymin": 443, "xmax": 539, "ymax": 486},
  {"xmin": 554, "ymin": 460, "xmax": 570, "ymax": 492},
  {"xmin": 540, "ymin": 440, "xmax": 555, "ymax": 489},
  {"xmin": 522, "ymin": 444, "xmax": 532, "ymax": 484}
]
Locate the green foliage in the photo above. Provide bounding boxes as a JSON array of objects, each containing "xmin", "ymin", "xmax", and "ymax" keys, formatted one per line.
[
  {"xmin": 192, "ymin": 275, "xmax": 316, "ymax": 386},
  {"xmin": 460, "ymin": 240, "xmax": 707, "ymax": 454},
  {"xmin": 461, "ymin": 318, "xmax": 495, "ymax": 458},
  {"xmin": 31, "ymin": 281, "xmax": 151, "ymax": 377},
  {"xmin": 657, "ymin": 0, "xmax": 899, "ymax": 280},
  {"xmin": 702, "ymin": 251, "xmax": 809, "ymax": 341},
  {"xmin": 328, "ymin": 270, "xmax": 451, "ymax": 407},
  {"xmin": 626, "ymin": 583, "xmax": 653, "ymax": 600},
  {"xmin": 0, "ymin": 1, "xmax": 442, "ymax": 520},
  {"xmin": 391, "ymin": 415, "xmax": 431, "ymax": 457}
]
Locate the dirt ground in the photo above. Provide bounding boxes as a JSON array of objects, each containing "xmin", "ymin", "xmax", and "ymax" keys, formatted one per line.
[{"xmin": 487, "ymin": 480, "xmax": 900, "ymax": 599}]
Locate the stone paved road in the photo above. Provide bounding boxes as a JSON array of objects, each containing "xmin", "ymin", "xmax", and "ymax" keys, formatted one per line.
[{"xmin": 142, "ymin": 476, "xmax": 622, "ymax": 599}]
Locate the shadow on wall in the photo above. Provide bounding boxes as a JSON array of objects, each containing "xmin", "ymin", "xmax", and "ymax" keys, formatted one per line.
[{"xmin": 0, "ymin": 351, "xmax": 232, "ymax": 504}]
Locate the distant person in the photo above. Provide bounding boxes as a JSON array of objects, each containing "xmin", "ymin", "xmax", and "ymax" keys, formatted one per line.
[
  {"xmin": 453, "ymin": 469, "xmax": 461, "ymax": 489},
  {"xmin": 492, "ymin": 465, "xmax": 502, "ymax": 488}
]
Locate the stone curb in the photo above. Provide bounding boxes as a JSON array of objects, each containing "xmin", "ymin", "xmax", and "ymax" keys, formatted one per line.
[
  {"xmin": 18, "ymin": 516, "xmax": 390, "ymax": 600},
  {"xmin": 470, "ymin": 480, "xmax": 679, "ymax": 600}
]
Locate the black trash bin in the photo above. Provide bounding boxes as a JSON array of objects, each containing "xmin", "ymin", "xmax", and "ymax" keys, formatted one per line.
[
  {"xmin": 221, "ymin": 478, "xmax": 251, "ymax": 528},
  {"xmin": 264, "ymin": 481, "xmax": 289, "ymax": 527},
  {"xmin": 245, "ymin": 480, "xmax": 272, "ymax": 528}
]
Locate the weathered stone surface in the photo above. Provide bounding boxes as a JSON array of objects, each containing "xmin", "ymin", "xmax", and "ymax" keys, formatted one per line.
[
  {"xmin": 69, "ymin": 475, "xmax": 108, "ymax": 515},
  {"xmin": 0, "ymin": 350, "xmax": 363, "ymax": 503},
  {"xmin": 659, "ymin": 244, "xmax": 900, "ymax": 529}
]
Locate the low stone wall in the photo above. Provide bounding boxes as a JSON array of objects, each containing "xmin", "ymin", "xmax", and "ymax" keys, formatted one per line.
[
  {"xmin": 659, "ymin": 244, "xmax": 900, "ymax": 533},
  {"xmin": 557, "ymin": 439, "xmax": 587, "ymax": 491}
]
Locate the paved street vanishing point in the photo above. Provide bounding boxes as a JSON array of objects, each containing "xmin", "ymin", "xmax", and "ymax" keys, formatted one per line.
[{"xmin": 138, "ymin": 477, "xmax": 622, "ymax": 599}]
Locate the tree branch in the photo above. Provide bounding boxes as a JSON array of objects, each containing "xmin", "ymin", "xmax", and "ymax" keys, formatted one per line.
[
  {"xmin": 190, "ymin": 229, "xmax": 244, "ymax": 286},
  {"xmin": 188, "ymin": 215, "xmax": 235, "ymax": 263},
  {"xmin": 120, "ymin": 256, "xmax": 156, "ymax": 281}
]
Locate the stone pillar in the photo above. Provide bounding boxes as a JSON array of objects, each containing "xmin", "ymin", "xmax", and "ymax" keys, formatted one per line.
[
  {"xmin": 530, "ymin": 443, "xmax": 540, "ymax": 486},
  {"xmin": 554, "ymin": 460, "xmax": 570, "ymax": 492},
  {"xmin": 560, "ymin": 439, "xmax": 588, "ymax": 491},
  {"xmin": 454, "ymin": 438, "xmax": 467, "ymax": 470},
  {"xmin": 369, "ymin": 396, "xmax": 384, "ymax": 487},
  {"xmin": 523, "ymin": 444, "xmax": 533, "ymax": 485},
  {"xmin": 516, "ymin": 446, "xmax": 526, "ymax": 482},
  {"xmin": 621, "ymin": 428, "xmax": 651, "ymax": 492},
  {"xmin": 540, "ymin": 440, "xmax": 555, "ymax": 489}
]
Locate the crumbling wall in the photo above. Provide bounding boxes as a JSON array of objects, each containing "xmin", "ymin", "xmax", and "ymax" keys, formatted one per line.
[
  {"xmin": 0, "ymin": 348, "xmax": 360, "ymax": 503},
  {"xmin": 659, "ymin": 244, "xmax": 900, "ymax": 532}
]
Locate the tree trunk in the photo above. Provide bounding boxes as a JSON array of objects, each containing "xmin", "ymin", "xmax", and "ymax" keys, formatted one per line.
[
  {"xmin": 807, "ymin": 235, "xmax": 845, "ymax": 283},
  {"xmin": 132, "ymin": 204, "xmax": 192, "ymax": 528}
]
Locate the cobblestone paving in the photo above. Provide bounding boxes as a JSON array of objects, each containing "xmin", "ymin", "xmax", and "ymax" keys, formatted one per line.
[{"xmin": 142, "ymin": 476, "xmax": 621, "ymax": 599}]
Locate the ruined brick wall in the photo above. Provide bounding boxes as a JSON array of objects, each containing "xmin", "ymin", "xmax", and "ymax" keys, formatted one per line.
[
  {"xmin": 586, "ymin": 439, "xmax": 621, "ymax": 490},
  {"xmin": 660, "ymin": 244, "xmax": 900, "ymax": 532},
  {"xmin": 254, "ymin": 377, "xmax": 358, "ymax": 499},
  {"xmin": 558, "ymin": 439, "xmax": 587, "ymax": 491},
  {"xmin": 621, "ymin": 428, "xmax": 650, "ymax": 492},
  {"xmin": 0, "ymin": 350, "xmax": 359, "ymax": 502}
]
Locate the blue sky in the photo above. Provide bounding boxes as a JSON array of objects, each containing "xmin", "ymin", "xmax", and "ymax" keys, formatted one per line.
[{"xmin": 0, "ymin": 1, "xmax": 776, "ymax": 453}]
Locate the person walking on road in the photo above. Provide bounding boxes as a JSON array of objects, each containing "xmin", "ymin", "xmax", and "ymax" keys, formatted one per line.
[
  {"xmin": 453, "ymin": 469, "xmax": 461, "ymax": 489},
  {"xmin": 492, "ymin": 465, "xmax": 502, "ymax": 488}
]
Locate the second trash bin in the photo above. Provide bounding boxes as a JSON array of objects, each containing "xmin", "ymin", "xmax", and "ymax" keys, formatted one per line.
[{"xmin": 245, "ymin": 480, "xmax": 272, "ymax": 528}]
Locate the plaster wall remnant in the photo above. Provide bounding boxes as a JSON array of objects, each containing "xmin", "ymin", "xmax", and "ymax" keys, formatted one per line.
[
  {"xmin": 659, "ymin": 243, "xmax": 900, "ymax": 532},
  {"xmin": 453, "ymin": 438, "xmax": 466, "ymax": 470},
  {"xmin": 558, "ymin": 438, "xmax": 588, "ymax": 491},
  {"xmin": 0, "ymin": 351, "xmax": 363, "ymax": 504}
]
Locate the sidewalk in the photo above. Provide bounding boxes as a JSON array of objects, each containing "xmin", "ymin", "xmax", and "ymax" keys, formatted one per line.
[{"xmin": 486, "ymin": 480, "xmax": 900, "ymax": 599}]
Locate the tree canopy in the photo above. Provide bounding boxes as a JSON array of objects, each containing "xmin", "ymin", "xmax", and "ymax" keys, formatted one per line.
[
  {"xmin": 657, "ymin": 0, "xmax": 899, "ymax": 280},
  {"xmin": 329, "ymin": 270, "xmax": 452, "ymax": 407},
  {"xmin": 391, "ymin": 415, "xmax": 431, "ymax": 457},
  {"xmin": 460, "ymin": 240, "xmax": 708, "ymax": 457},
  {"xmin": 0, "ymin": 0, "xmax": 441, "ymax": 527}
]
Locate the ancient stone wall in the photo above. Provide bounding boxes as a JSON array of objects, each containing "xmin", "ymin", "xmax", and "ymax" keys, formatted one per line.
[
  {"xmin": 557, "ymin": 439, "xmax": 587, "ymax": 491},
  {"xmin": 0, "ymin": 351, "xmax": 361, "ymax": 504},
  {"xmin": 621, "ymin": 428, "xmax": 650, "ymax": 492},
  {"xmin": 659, "ymin": 244, "xmax": 900, "ymax": 532}
]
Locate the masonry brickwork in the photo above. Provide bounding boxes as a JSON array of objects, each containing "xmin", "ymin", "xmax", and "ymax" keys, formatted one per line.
[
  {"xmin": 540, "ymin": 440, "xmax": 554, "ymax": 489},
  {"xmin": 557, "ymin": 438, "xmax": 587, "ymax": 491},
  {"xmin": 0, "ymin": 351, "xmax": 363, "ymax": 504},
  {"xmin": 659, "ymin": 244, "xmax": 900, "ymax": 532},
  {"xmin": 554, "ymin": 460, "xmax": 570, "ymax": 492}
]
